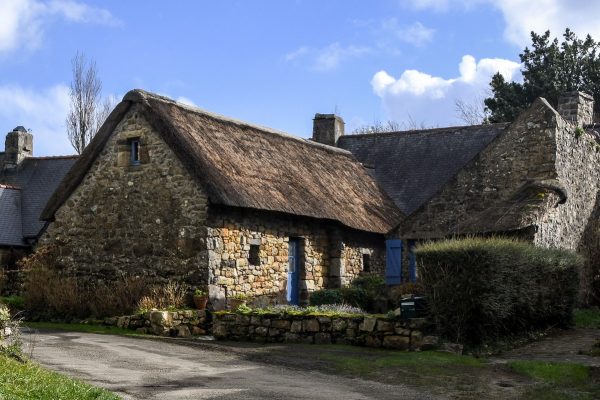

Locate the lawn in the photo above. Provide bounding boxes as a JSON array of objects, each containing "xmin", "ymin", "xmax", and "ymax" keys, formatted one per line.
[{"xmin": 0, "ymin": 354, "xmax": 120, "ymax": 400}]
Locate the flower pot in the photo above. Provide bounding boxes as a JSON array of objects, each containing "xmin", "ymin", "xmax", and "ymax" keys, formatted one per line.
[
  {"xmin": 193, "ymin": 295, "xmax": 209, "ymax": 310},
  {"xmin": 228, "ymin": 298, "xmax": 246, "ymax": 310}
]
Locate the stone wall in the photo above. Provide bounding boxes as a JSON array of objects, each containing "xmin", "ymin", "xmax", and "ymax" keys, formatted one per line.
[
  {"xmin": 40, "ymin": 105, "xmax": 209, "ymax": 286},
  {"xmin": 206, "ymin": 206, "xmax": 385, "ymax": 307},
  {"xmin": 213, "ymin": 312, "xmax": 437, "ymax": 351},
  {"xmin": 0, "ymin": 247, "xmax": 27, "ymax": 296},
  {"xmin": 103, "ymin": 309, "xmax": 211, "ymax": 337}
]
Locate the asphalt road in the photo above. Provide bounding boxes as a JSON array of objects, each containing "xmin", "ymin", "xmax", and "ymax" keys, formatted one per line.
[{"xmin": 28, "ymin": 330, "xmax": 440, "ymax": 400}]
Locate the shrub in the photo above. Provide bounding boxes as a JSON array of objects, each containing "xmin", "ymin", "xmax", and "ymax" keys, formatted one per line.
[
  {"xmin": 135, "ymin": 281, "xmax": 187, "ymax": 313},
  {"xmin": 309, "ymin": 275, "xmax": 387, "ymax": 312},
  {"xmin": 0, "ymin": 302, "xmax": 22, "ymax": 359},
  {"xmin": 22, "ymin": 245, "xmax": 153, "ymax": 319},
  {"xmin": 417, "ymin": 237, "xmax": 582, "ymax": 345},
  {"xmin": 309, "ymin": 289, "xmax": 343, "ymax": 306}
]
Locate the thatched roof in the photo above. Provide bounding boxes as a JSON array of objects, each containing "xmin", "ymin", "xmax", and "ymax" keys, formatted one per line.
[
  {"xmin": 338, "ymin": 123, "xmax": 508, "ymax": 215},
  {"xmin": 42, "ymin": 89, "xmax": 403, "ymax": 234}
]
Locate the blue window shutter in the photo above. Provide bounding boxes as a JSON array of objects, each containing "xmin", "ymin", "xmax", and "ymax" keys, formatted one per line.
[
  {"xmin": 385, "ymin": 239, "xmax": 402, "ymax": 285},
  {"xmin": 408, "ymin": 239, "xmax": 417, "ymax": 283}
]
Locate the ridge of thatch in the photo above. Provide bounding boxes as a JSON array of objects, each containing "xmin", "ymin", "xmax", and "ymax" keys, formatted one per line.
[{"xmin": 42, "ymin": 89, "xmax": 403, "ymax": 233}]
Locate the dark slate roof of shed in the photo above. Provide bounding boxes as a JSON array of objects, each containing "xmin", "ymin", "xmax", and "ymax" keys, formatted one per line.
[
  {"xmin": 0, "ymin": 156, "xmax": 77, "ymax": 245},
  {"xmin": 337, "ymin": 123, "xmax": 509, "ymax": 215},
  {"xmin": 0, "ymin": 186, "xmax": 22, "ymax": 246}
]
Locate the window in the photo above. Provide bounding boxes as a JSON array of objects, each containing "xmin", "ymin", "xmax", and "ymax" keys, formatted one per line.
[
  {"xmin": 129, "ymin": 138, "xmax": 140, "ymax": 165},
  {"xmin": 248, "ymin": 244, "xmax": 260, "ymax": 265},
  {"xmin": 362, "ymin": 253, "xmax": 371, "ymax": 272}
]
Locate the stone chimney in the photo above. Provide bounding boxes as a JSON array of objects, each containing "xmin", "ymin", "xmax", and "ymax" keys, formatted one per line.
[
  {"xmin": 3, "ymin": 126, "xmax": 33, "ymax": 168},
  {"xmin": 557, "ymin": 91, "xmax": 594, "ymax": 126},
  {"xmin": 312, "ymin": 114, "xmax": 344, "ymax": 146}
]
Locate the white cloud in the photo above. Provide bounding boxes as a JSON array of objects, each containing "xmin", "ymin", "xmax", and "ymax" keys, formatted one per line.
[
  {"xmin": 284, "ymin": 46, "xmax": 309, "ymax": 62},
  {"xmin": 0, "ymin": 0, "xmax": 119, "ymax": 54},
  {"xmin": 491, "ymin": 0, "xmax": 600, "ymax": 46},
  {"xmin": 314, "ymin": 43, "xmax": 371, "ymax": 71},
  {"xmin": 406, "ymin": 0, "xmax": 600, "ymax": 46},
  {"xmin": 379, "ymin": 19, "xmax": 435, "ymax": 47},
  {"xmin": 0, "ymin": 84, "xmax": 73, "ymax": 156},
  {"xmin": 284, "ymin": 43, "xmax": 371, "ymax": 71},
  {"xmin": 371, "ymin": 55, "xmax": 521, "ymax": 126}
]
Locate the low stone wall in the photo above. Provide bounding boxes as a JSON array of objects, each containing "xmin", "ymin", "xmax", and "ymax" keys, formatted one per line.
[
  {"xmin": 103, "ymin": 309, "xmax": 211, "ymax": 338},
  {"xmin": 213, "ymin": 313, "xmax": 438, "ymax": 351}
]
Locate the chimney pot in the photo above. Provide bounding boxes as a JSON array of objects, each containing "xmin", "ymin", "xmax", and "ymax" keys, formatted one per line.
[
  {"xmin": 312, "ymin": 113, "xmax": 344, "ymax": 146},
  {"xmin": 557, "ymin": 91, "xmax": 594, "ymax": 126}
]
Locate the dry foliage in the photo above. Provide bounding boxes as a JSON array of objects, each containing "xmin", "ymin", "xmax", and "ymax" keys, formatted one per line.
[
  {"xmin": 21, "ymin": 245, "xmax": 152, "ymax": 319},
  {"xmin": 136, "ymin": 281, "xmax": 187, "ymax": 313}
]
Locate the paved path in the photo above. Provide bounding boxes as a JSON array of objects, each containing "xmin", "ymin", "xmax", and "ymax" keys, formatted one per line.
[
  {"xmin": 494, "ymin": 328, "xmax": 600, "ymax": 366},
  {"xmin": 28, "ymin": 329, "xmax": 440, "ymax": 400}
]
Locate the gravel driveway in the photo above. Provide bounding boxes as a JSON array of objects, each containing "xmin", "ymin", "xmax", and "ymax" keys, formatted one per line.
[{"xmin": 28, "ymin": 329, "xmax": 440, "ymax": 400}]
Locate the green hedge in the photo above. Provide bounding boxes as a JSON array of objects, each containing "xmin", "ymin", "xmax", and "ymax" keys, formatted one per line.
[
  {"xmin": 417, "ymin": 237, "xmax": 582, "ymax": 345},
  {"xmin": 309, "ymin": 275, "xmax": 386, "ymax": 312}
]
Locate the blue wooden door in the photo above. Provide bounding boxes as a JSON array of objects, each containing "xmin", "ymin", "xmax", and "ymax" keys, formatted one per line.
[
  {"xmin": 385, "ymin": 239, "xmax": 402, "ymax": 285},
  {"xmin": 287, "ymin": 239, "xmax": 300, "ymax": 305}
]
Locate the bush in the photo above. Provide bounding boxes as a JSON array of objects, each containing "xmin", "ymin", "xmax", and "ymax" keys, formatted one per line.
[
  {"xmin": 309, "ymin": 275, "xmax": 387, "ymax": 311},
  {"xmin": 0, "ymin": 302, "xmax": 22, "ymax": 359},
  {"xmin": 417, "ymin": 237, "xmax": 582, "ymax": 345},
  {"xmin": 309, "ymin": 289, "xmax": 343, "ymax": 306},
  {"xmin": 21, "ymin": 245, "xmax": 152, "ymax": 319},
  {"xmin": 136, "ymin": 281, "xmax": 187, "ymax": 313}
]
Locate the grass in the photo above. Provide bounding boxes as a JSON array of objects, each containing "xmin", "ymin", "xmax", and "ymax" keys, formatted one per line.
[
  {"xmin": 24, "ymin": 321, "xmax": 148, "ymax": 337},
  {"xmin": 509, "ymin": 360, "xmax": 589, "ymax": 385},
  {"xmin": 0, "ymin": 296, "xmax": 25, "ymax": 310},
  {"xmin": 574, "ymin": 308, "xmax": 600, "ymax": 328},
  {"xmin": 0, "ymin": 354, "xmax": 120, "ymax": 400}
]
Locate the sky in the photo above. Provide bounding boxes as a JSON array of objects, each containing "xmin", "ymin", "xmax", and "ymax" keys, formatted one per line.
[{"xmin": 0, "ymin": 0, "xmax": 598, "ymax": 156}]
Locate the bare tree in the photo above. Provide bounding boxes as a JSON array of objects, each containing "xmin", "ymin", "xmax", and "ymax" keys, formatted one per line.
[
  {"xmin": 351, "ymin": 116, "xmax": 435, "ymax": 135},
  {"xmin": 66, "ymin": 52, "xmax": 110, "ymax": 154},
  {"xmin": 455, "ymin": 96, "xmax": 489, "ymax": 125}
]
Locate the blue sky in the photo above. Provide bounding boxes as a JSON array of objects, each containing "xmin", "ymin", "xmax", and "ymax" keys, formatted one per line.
[{"xmin": 0, "ymin": 0, "xmax": 596, "ymax": 155}]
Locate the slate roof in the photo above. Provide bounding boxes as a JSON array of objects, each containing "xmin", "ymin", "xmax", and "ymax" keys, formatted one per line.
[
  {"xmin": 0, "ymin": 186, "xmax": 22, "ymax": 246},
  {"xmin": 0, "ymin": 156, "xmax": 77, "ymax": 246},
  {"xmin": 337, "ymin": 123, "xmax": 509, "ymax": 215},
  {"xmin": 42, "ymin": 90, "xmax": 403, "ymax": 234}
]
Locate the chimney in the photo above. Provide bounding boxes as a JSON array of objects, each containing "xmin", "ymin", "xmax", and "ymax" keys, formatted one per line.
[
  {"xmin": 312, "ymin": 114, "xmax": 344, "ymax": 146},
  {"xmin": 557, "ymin": 91, "xmax": 594, "ymax": 126},
  {"xmin": 3, "ymin": 126, "xmax": 33, "ymax": 168}
]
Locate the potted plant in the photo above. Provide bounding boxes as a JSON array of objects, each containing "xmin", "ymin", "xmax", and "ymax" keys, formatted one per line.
[
  {"xmin": 192, "ymin": 288, "xmax": 209, "ymax": 310},
  {"xmin": 228, "ymin": 293, "xmax": 248, "ymax": 310}
]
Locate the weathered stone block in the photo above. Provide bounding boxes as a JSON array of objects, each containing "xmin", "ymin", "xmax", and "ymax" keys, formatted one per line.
[
  {"xmin": 176, "ymin": 325, "xmax": 191, "ymax": 338},
  {"xmin": 382, "ymin": 335, "xmax": 410, "ymax": 350},
  {"xmin": 192, "ymin": 326, "xmax": 206, "ymax": 336},
  {"xmin": 332, "ymin": 319, "xmax": 347, "ymax": 332},
  {"xmin": 376, "ymin": 320, "xmax": 394, "ymax": 332},
  {"xmin": 303, "ymin": 319, "xmax": 320, "ymax": 332},
  {"xmin": 365, "ymin": 335, "xmax": 382, "ymax": 347},
  {"xmin": 271, "ymin": 319, "xmax": 291, "ymax": 330},
  {"xmin": 283, "ymin": 333, "xmax": 300, "ymax": 343},
  {"xmin": 149, "ymin": 311, "xmax": 173, "ymax": 327},
  {"xmin": 290, "ymin": 320, "xmax": 303, "ymax": 333},
  {"xmin": 359, "ymin": 317, "xmax": 376, "ymax": 332},
  {"xmin": 255, "ymin": 326, "xmax": 268, "ymax": 336},
  {"xmin": 314, "ymin": 332, "xmax": 331, "ymax": 344}
]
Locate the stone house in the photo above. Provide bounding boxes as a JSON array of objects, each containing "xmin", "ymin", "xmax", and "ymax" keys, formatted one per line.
[
  {"xmin": 0, "ymin": 126, "xmax": 77, "ymax": 293},
  {"xmin": 334, "ymin": 91, "xmax": 600, "ymax": 304},
  {"xmin": 33, "ymin": 89, "xmax": 600, "ymax": 305},
  {"xmin": 39, "ymin": 90, "xmax": 402, "ymax": 306}
]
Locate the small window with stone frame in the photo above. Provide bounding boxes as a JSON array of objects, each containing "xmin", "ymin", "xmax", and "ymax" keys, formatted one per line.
[
  {"xmin": 248, "ymin": 244, "xmax": 260, "ymax": 266},
  {"xmin": 362, "ymin": 253, "xmax": 371, "ymax": 273},
  {"xmin": 129, "ymin": 138, "xmax": 141, "ymax": 165}
]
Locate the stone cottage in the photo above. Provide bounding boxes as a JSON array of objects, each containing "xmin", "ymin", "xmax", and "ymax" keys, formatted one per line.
[
  {"xmin": 335, "ymin": 91, "xmax": 600, "ymax": 304},
  {"xmin": 39, "ymin": 90, "xmax": 402, "ymax": 306},
  {"xmin": 0, "ymin": 126, "xmax": 77, "ymax": 294}
]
